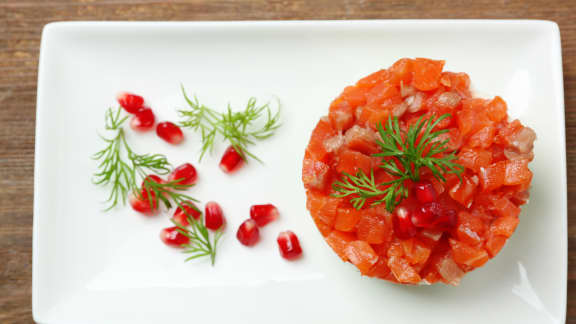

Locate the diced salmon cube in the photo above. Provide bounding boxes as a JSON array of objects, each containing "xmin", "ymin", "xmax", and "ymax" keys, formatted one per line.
[
  {"xmin": 365, "ymin": 258, "xmax": 392, "ymax": 279},
  {"xmin": 388, "ymin": 256, "xmax": 422, "ymax": 284},
  {"xmin": 356, "ymin": 208, "xmax": 392, "ymax": 244},
  {"xmin": 457, "ymin": 148, "xmax": 492, "ymax": 172},
  {"xmin": 487, "ymin": 96, "xmax": 508, "ymax": 123},
  {"xmin": 302, "ymin": 158, "xmax": 332, "ymax": 192},
  {"xmin": 449, "ymin": 239, "xmax": 490, "ymax": 269},
  {"xmin": 334, "ymin": 207, "xmax": 362, "ymax": 232},
  {"xmin": 366, "ymin": 82, "xmax": 400, "ymax": 106},
  {"xmin": 455, "ymin": 211, "xmax": 487, "ymax": 246},
  {"xmin": 329, "ymin": 99, "xmax": 355, "ymax": 131},
  {"xmin": 335, "ymin": 149, "xmax": 372, "ymax": 176},
  {"xmin": 468, "ymin": 125, "xmax": 496, "ymax": 149},
  {"xmin": 485, "ymin": 232, "xmax": 508, "ymax": 257},
  {"xmin": 439, "ymin": 72, "xmax": 471, "ymax": 97},
  {"xmin": 449, "ymin": 174, "xmax": 478, "ymax": 208},
  {"xmin": 388, "ymin": 58, "xmax": 414, "ymax": 85},
  {"xmin": 343, "ymin": 125, "xmax": 380, "ymax": 154},
  {"xmin": 307, "ymin": 118, "xmax": 337, "ymax": 162},
  {"xmin": 411, "ymin": 58, "xmax": 444, "ymax": 91},
  {"xmin": 307, "ymin": 192, "xmax": 339, "ymax": 227},
  {"xmin": 341, "ymin": 85, "xmax": 366, "ymax": 108},
  {"xmin": 344, "ymin": 240, "xmax": 379, "ymax": 274},
  {"xmin": 504, "ymin": 159, "xmax": 532, "ymax": 186},
  {"xmin": 479, "ymin": 161, "xmax": 507, "ymax": 192},
  {"xmin": 435, "ymin": 253, "xmax": 465, "ymax": 286},
  {"xmin": 490, "ymin": 217, "xmax": 520, "ymax": 238},
  {"xmin": 325, "ymin": 231, "xmax": 357, "ymax": 260},
  {"xmin": 491, "ymin": 196, "xmax": 521, "ymax": 219}
]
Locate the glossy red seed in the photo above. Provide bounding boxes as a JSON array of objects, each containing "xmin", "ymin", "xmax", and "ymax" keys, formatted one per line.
[
  {"xmin": 173, "ymin": 201, "xmax": 202, "ymax": 226},
  {"xmin": 277, "ymin": 231, "xmax": 303, "ymax": 260},
  {"xmin": 168, "ymin": 163, "xmax": 198, "ymax": 185},
  {"xmin": 237, "ymin": 219, "xmax": 260, "ymax": 246},
  {"xmin": 117, "ymin": 92, "xmax": 144, "ymax": 114},
  {"xmin": 142, "ymin": 174, "xmax": 165, "ymax": 187},
  {"xmin": 129, "ymin": 188, "xmax": 157, "ymax": 214},
  {"xmin": 160, "ymin": 226, "xmax": 190, "ymax": 248},
  {"xmin": 205, "ymin": 201, "xmax": 225, "ymax": 231},
  {"xmin": 414, "ymin": 180, "xmax": 437, "ymax": 204},
  {"xmin": 157, "ymin": 122, "xmax": 184, "ymax": 144},
  {"xmin": 250, "ymin": 204, "xmax": 279, "ymax": 227},
  {"xmin": 130, "ymin": 107, "xmax": 155, "ymax": 132},
  {"xmin": 393, "ymin": 207, "xmax": 417, "ymax": 239},
  {"xmin": 219, "ymin": 146, "xmax": 244, "ymax": 174},
  {"xmin": 412, "ymin": 202, "xmax": 442, "ymax": 228},
  {"xmin": 434, "ymin": 209, "xmax": 458, "ymax": 230}
]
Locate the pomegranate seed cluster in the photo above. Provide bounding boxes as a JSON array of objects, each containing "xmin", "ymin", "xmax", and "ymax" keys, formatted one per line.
[{"xmin": 117, "ymin": 92, "xmax": 302, "ymax": 261}]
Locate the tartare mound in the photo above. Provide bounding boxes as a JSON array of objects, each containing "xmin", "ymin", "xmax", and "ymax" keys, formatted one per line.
[{"xmin": 302, "ymin": 58, "xmax": 535, "ymax": 286}]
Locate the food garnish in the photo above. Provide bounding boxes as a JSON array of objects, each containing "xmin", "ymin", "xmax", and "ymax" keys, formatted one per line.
[
  {"xmin": 333, "ymin": 114, "xmax": 464, "ymax": 212},
  {"xmin": 178, "ymin": 86, "xmax": 281, "ymax": 162},
  {"xmin": 93, "ymin": 107, "xmax": 170, "ymax": 210}
]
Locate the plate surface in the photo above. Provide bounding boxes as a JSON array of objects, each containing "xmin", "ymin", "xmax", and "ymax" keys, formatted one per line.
[{"xmin": 34, "ymin": 20, "xmax": 566, "ymax": 324}]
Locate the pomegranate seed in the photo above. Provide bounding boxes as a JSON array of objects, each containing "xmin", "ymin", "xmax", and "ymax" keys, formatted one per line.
[
  {"xmin": 393, "ymin": 207, "xmax": 417, "ymax": 239},
  {"xmin": 168, "ymin": 163, "xmax": 198, "ymax": 185},
  {"xmin": 277, "ymin": 231, "xmax": 303, "ymax": 260},
  {"xmin": 250, "ymin": 204, "xmax": 279, "ymax": 227},
  {"xmin": 236, "ymin": 219, "xmax": 260, "ymax": 246},
  {"xmin": 219, "ymin": 146, "xmax": 244, "ymax": 174},
  {"xmin": 130, "ymin": 107, "xmax": 155, "ymax": 132},
  {"xmin": 117, "ymin": 92, "xmax": 144, "ymax": 114},
  {"xmin": 434, "ymin": 209, "xmax": 458, "ymax": 230},
  {"xmin": 205, "ymin": 201, "xmax": 224, "ymax": 231},
  {"xmin": 173, "ymin": 201, "xmax": 202, "ymax": 226},
  {"xmin": 412, "ymin": 202, "xmax": 442, "ymax": 228},
  {"xmin": 157, "ymin": 122, "xmax": 184, "ymax": 144},
  {"xmin": 142, "ymin": 174, "xmax": 165, "ymax": 187},
  {"xmin": 160, "ymin": 226, "xmax": 190, "ymax": 248},
  {"xmin": 129, "ymin": 188, "xmax": 157, "ymax": 214},
  {"xmin": 414, "ymin": 180, "xmax": 437, "ymax": 204}
]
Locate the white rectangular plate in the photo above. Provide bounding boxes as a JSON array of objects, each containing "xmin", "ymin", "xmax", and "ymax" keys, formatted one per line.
[{"xmin": 34, "ymin": 20, "xmax": 566, "ymax": 324}]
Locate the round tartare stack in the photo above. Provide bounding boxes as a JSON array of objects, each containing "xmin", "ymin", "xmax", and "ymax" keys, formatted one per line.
[{"xmin": 302, "ymin": 58, "xmax": 536, "ymax": 285}]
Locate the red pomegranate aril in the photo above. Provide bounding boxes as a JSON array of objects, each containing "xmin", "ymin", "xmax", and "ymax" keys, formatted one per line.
[
  {"xmin": 117, "ymin": 92, "xmax": 144, "ymax": 114},
  {"xmin": 205, "ymin": 201, "xmax": 225, "ymax": 231},
  {"xmin": 250, "ymin": 204, "xmax": 279, "ymax": 227},
  {"xmin": 219, "ymin": 146, "xmax": 244, "ymax": 174},
  {"xmin": 393, "ymin": 207, "xmax": 417, "ymax": 239},
  {"xmin": 142, "ymin": 174, "xmax": 165, "ymax": 187},
  {"xmin": 277, "ymin": 231, "xmax": 303, "ymax": 260},
  {"xmin": 130, "ymin": 107, "xmax": 155, "ymax": 132},
  {"xmin": 173, "ymin": 201, "xmax": 202, "ymax": 226},
  {"xmin": 168, "ymin": 163, "xmax": 198, "ymax": 185},
  {"xmin": 414, "ymin": 180, "xmax": 437, "ymax": 204},
  {"xmin": 130, "ymin": 188, "xmax": 157, "ymax": 214},
  {"xmin": 160, "ymin": 226, "xmax": 190, "ymax": 248},
  {"xmin": 237, "ymin": 219, "xmax": 260, "ymax": 246},
  {"xmin": 434, "ymin": 209, "xmax": 458, "ymax": 230},
  {"xmin": 157, "ymin": 122, "xmax": 184, "ymax": 144},
  {"xmin": 412, "ymin": 202, "xmax": 441, "ymax": 228}
]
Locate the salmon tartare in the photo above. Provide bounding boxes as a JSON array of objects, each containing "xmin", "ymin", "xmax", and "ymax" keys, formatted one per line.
[{"xmin": 302, "ymin": 58, "xmax": 536, "ymax": 285}]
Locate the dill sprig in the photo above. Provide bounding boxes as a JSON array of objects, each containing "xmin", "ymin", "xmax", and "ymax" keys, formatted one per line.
[
  {"xmin": 93, "ymin": 107, "xmax": 222, "ymax": 265},
  {"xmin": 141, "ymin": 176, "xmax": 220, "ymax": 264},
  {"xmin": 143, "ymin": 172, "xmax": 222, "ymax": 265},
  {"xmin": 93, "ymin": 107, "xmax": 170, "ymax": 210},
  {"xmin": 174, "ymin": 216, "xmax": 223, "ymax": 266},
  {"xmin": 332, "ymin": 169, "xmax": 409, "ymax": 211},
  {"xmin": 333, "ymin": 114, "xmax": 464, "ymax": 212},
  {"xmin": 178, "ymin": 85, "xmax": 281, "ymax": 162}
]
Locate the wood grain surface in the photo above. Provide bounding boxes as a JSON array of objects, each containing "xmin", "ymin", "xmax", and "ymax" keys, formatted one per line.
[{"xmin": 0, "ymin": 0, "xmax": 574, "ymax": 323}]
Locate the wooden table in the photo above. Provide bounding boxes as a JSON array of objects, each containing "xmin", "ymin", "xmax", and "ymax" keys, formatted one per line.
[{"xmin": 0, "ymin": 0, "xmax": 574, "ymax": 323}]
